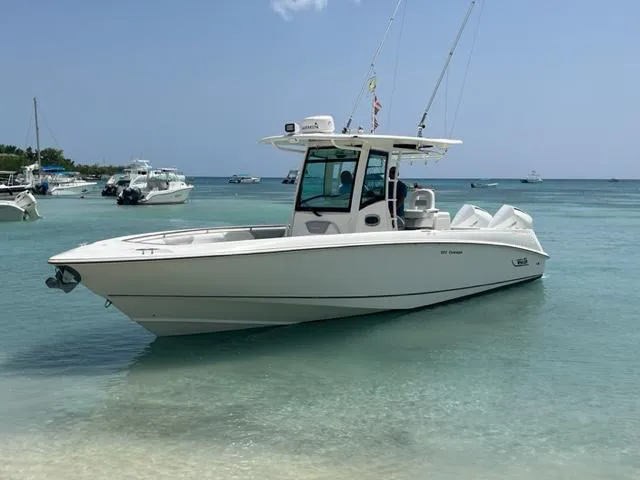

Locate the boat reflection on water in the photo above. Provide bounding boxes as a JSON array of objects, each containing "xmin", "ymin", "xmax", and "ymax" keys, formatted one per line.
[
  {"xmin": 126, "ymin": 278, "xmax": 548, "ymax": 373},
  {"xmin": 5, "ymin": 277, "xmax": 547, "ymax": 380}
]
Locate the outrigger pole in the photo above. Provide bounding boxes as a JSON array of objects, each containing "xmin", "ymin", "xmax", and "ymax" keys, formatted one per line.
[
  {"xmin": 342, "ymin": 0, "xmax": 404, "ymax": 134},
  {"xmin": 417, "ymin": 0, "xmax": 477, "ymax": 138}
]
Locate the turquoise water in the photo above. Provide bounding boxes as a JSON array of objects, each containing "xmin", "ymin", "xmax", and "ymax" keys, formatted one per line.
[{"xmin": 1, "ymin": 178, "xmax": 639, "ymax": 479}]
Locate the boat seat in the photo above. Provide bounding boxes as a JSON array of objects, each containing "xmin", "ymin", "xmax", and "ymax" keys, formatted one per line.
[
  {"xmin": 164, "ymin": 235, "xmax": 194, "ymax": 245},
  {"xmin": 405, "ymin": 188, "xmax": 438, "ymax": 220},
  {"xmin": 407, "ymin": 188, "xmax": 437, "ymax": 212},
  {"xmin": 222, "ymin": 230, "xmax": 255, "ymax": 241},
  {"xmin": 190, "ymin": 231, "xmax": 254, "ymax": 243},
  {"xmin": 403, "ymin": 188, "xmax": 450, "ymax": 229}
]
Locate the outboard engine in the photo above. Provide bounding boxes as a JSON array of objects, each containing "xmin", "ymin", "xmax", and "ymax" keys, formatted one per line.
[
  {"xmin": 117, "ymin": 186, "xmax": 142, "ymax": 205},
  {"xmin": 101, "ymin": 184, "xmax": 118, "ymax": 196},
  {"xmin": 14, "ymin": 191, "xmax": 41, "ymax": 220},
  {"xmin": 45, "ymin": 266, "xmax": 81, "ymax": 293},
  {"xmin": 451, "ymin": 204, "xmax": 493, "ymax": 228},
  {"xmin": 488, "ymin": 204, "xmax": 533, "ymax": 229}
]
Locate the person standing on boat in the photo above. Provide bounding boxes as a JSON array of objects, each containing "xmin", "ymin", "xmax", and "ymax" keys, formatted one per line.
[{"xmin": 388, "ymin": 166, "xmax": 407, "ymax": 219}]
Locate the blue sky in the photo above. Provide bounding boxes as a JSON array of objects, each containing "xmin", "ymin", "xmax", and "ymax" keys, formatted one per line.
[{"xmin": 2, "ymin": 0, "xmax": 639, "ymax": 179}]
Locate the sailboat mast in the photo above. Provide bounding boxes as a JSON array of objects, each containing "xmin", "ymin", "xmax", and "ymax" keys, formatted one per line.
[
  {"xmin": 33, "ymin": 97, "xmax": 41, "ymax": 168},
  {"xmin": 417, "ymin": 0, "xmax": 476, "ymax": 137}
]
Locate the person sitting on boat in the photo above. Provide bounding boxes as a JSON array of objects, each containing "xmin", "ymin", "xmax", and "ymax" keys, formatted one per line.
[
  {"xmin": 338, "ymin": 170, "xmax": 353, "ymax": 195},
  {"xmin": 388, "ymin": 167, "xmax": 408, "ymax": 218}
]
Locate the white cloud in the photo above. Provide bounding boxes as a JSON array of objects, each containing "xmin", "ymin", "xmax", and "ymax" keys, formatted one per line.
[{"xmin": 271, "ymin": 0, "xmax": 360, "ymax": 21}]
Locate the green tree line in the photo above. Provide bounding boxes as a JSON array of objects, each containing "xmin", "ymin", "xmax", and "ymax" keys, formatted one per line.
[{"xmin": 0, "ymin": 144, "xmax": 122, "ymax": 176}]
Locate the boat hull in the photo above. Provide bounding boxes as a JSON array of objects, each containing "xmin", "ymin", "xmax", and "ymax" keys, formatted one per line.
[
  {"xmin": 0, "ymin": 204, "xmax": 26, "ymax": 221},
  {"xmin": 0, "ymin": 185, "xmax": 32, "ymax": 197},
  {"xmin": 142, "ymin": 185, "xmax": 193, "ymax": 204},
  {"xmin": 51, "ymin": 238, "xmax": 546, "ymax": 336},
  {"xmin": 49, "ymin": 182, "xmax": 98, "ymax": 196}
]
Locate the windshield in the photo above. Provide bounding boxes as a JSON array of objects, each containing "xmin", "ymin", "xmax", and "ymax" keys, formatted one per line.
[{"xmin": 296, "ymin": 147, "xmax": 360, "ymax": 212}]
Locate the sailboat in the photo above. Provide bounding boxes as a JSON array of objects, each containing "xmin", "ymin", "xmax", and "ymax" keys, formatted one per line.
[
  {"xmin": 26, "ymin": 98, "xmax": 97, "ymax": 197},
  {"xmin": 0, "ymin": 99, "xmax": 43, "ymax": 197},
  {"xmin": 0, "ymin": 98, "xmax": 43, "ymax": 221}
]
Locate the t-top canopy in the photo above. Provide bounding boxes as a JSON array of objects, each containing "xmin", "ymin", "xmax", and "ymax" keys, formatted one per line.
[{"xmin": 260, "ymin": 115, "xmax": 462, "ymax": 161}]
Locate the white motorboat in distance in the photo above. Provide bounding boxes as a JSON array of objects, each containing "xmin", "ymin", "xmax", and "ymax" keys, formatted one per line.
[
  {"xmin": 102, "ymin": 159, "xmax": 154, "ymax": 197},
  {"xmin": 46, "ymin": 114, "xmax": 548, "ymax": 337},
  {"xmin": 282, "ymin": 169, "xmax": 299, "ymax": 184},
  {"xmin": 117, "ymin": 168, "xmax": 193, "ymax": 205},
  {"xmin": 49, "ymin": 180, "xmax": 98, "ymax": 197},
  {"xmin": 521, "ymin": 170, "xmax": 542, "ymax": 183},
  {"xmin": 0, "ymin": 170, "xmax": 34, "ymax": 197},
  {"xmin": 228, "ymin": 174, "xmax": 261, "ymax": 184},
  {"xmin": 470, "ymin": 181, "xmax": 498, "ymax": 188},
  {"xmin": 41, "ymin": 167, "xmax": 98, "ymax": 196}
]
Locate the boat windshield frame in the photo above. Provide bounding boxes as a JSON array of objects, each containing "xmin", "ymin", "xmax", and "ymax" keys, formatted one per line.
[{"xmin": 295, "ymin": 146, "xmax": 361, "ymax": 213}]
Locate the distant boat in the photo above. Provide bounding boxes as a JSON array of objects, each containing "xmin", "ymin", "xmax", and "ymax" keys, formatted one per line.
[
  {"xmin": 520, "ymin": 170, "xmax": 542, "ymax": 183},
  {"xmin": 282, "ymin": 169, "xmax": 299, "ymax": 184},
  {"xmin": 470, "ymin": 181, "xmax": 498, "ymax": 188},
  {"xmin": 117, "ymin": 168, "xmax": 193, "ymax": 205},
  {"xmin": 229, "ymin": 174, "xmax": 261, "ymax": 184},
  {"xmin": 102, "ymin": 158, "xmax": 154, "ymax": 197},
  {"xmin": 609, "ymin": 178, "xmax": 620, "ymax": 182},
  {"xmin": 0, "ymin": 169, "xmax": 33, "ymax": 197},
  {"xmin": 45, "ymin": 168, "xmax": 98, "ymax": 196}
]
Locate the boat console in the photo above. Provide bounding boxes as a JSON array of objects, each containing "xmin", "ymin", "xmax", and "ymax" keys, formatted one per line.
[
  {"xmin": 261, "ymin": 115, "xmax": 464, "ymax": 237},
  {"xmin": 261, "ymin": 115, "xmax": 538, "ymax": 236}
]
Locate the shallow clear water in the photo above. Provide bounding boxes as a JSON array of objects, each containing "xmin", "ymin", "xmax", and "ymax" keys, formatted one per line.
[{"xmin": 1, "ymin": 178, "xmax": 639, "ymax": 479}]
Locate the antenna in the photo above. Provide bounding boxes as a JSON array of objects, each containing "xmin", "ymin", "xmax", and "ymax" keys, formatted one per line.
[
  {"xmin": 417, "ymin": 0, "xmax": 476, "ymax": 137},
  {"xmin": 342, "ymin": 0, "xmax": 404, "ymax": 134}
]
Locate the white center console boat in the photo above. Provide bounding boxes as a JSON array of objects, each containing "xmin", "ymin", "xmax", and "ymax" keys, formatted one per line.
[
  {"xmin": 45, "ymin": 115, "xmax": 548, "ymax": 336},
  {"xmin": 116, "ymin": 168, "xmax": 193, "ymax": 205}
]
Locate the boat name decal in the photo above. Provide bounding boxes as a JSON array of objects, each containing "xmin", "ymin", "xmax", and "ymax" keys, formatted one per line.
[
  {"xmin": 301, "ymin": 121, "xmax": 319, "ymax": 131},
  {"xmin": 512, "ymin": 257, "xmax": 529, "ymax": 267},
  {"xmin": 441, "ymin": 250, "xmax": 463, "ymax": 255}
]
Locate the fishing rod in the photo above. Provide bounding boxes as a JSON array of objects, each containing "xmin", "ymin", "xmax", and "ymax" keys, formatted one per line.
[
  {"xmin": 417, "ymin": 0, "xmax": 477, "ymax": 137},
  {"xmin": 342, "ymin": 0, "xmax": 404, "ymax": 134}
]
